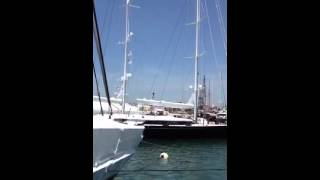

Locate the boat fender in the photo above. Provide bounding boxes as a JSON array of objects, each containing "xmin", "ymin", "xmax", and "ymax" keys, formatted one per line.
[{"xmin": 160, "ymin": 152, "xmax": 169, "ymax": 159}]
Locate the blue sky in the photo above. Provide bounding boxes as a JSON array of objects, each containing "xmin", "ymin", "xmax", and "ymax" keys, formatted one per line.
[{"xmin": 93, "ymin": 0, "xmax": 227, "ymax": 106}]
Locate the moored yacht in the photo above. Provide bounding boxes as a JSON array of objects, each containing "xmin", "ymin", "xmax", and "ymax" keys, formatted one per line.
[
  {"xmin": 93, "ymin": 1, "xmax": 144, "ymax": 179},
  {"xmin": 93, "ymin": 115, "xmax": 144, "ymax": 180}
]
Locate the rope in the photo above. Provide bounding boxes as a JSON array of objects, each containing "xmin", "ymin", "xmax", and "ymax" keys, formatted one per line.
[
  {"xmin": 160, "ymin": 11, "xmax": 187, "ymax": 100},
  {"xmin": 204, "ymin": 0, "xmax": 227, "ymax": 106},
  {"xmin": 101, "ymin": 0, "xmax": 113, "ymax": 39},
  {"xmin": 93, "ymin": 61, "xmax": 104, "ymax": 115},
  {"xmin": 203, "ymin": 0, "xmax": 219, "ymax": 71},
  {"xmin": 215, "ymin": 0, "xmax": 227, "ymax": 58},
  {"xmin": 177, "ymin": 2, "xmax": 192, "ymax": 102},
  {"xmin": 146, "ymin": 0, "xmax": 189, "ymax": 98},
  {"xmin": 102, "ymin": 0, "xmax": 116, "ymax": 55},
  {"xmin": 93, "ymin": 0, "xmax": 113, "ymax": 116},
  {"xmin": 180, "ymin": 64, "xmax": 194, "ymax": 102}
]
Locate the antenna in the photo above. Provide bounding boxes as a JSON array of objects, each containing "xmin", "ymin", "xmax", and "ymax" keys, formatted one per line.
[{"xmin": 152, "ymin": 92, "xmax": 155, "ymax": 100}]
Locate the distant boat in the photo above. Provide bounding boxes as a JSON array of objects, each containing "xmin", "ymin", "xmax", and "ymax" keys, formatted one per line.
[{"xmin": 216, "ymin": 109, "xmax": 227, "ymax": 123}]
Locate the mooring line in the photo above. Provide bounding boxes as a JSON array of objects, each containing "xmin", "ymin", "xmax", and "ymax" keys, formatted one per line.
[{"xmin": 141, "ymin": 140, "xmax": 226, "ymax": 150}]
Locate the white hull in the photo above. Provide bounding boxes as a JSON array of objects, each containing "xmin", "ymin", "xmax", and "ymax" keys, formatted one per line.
[
  {"xmin": 93, "ymin": 115, "xmax": 144, "ymax": 180},
  {"xmin": 112, "ymin": 113, "xmax": 191, "ymax": 122},
  {"xmin": 93, "ymin": 153, "xmax": 131, "ymax": 180},
  {"xmin": 93, "ymin": 100, "xmax": 139, "ymax": 114},
  {"xmin": 112, "ymin": 113, "xmax": 227, "ymax": 127}
]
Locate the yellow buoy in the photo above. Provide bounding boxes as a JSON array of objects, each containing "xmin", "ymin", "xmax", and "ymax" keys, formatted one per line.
[{"xmin": 160, "ymin": 152, "xmax": 169, "ymax": 159}]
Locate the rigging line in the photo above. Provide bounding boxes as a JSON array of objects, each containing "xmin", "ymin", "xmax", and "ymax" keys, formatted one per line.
[
  {"xmin": 160, "ymin": 0, "xmax": 191, "ymax": 100},
  {"xmin": 93, "ymin": 39, "xmax": 106, "ymax": 96},
  {"xmin": 178, "ymin": 1, "xmax": 193, "ymax": 102},
  {"xmin": 179, "ymin": 54, "xmax": 191, "ymax": 102},
  {"xmin": 93, "ymin": 62, "xmax": 104, "ymax": 115},
  {"xmin": 217, "ymin": 0, "xmax": 227, "ymax": 39},
  {"xmin": 179, "ymin": 66, "xmax": 194, "ymax": 102},
  {"xmin": 99, "ymin": 0, "xmax": 111, "ymax": 40},
  {"xmin": 131, "ymin": 34, "xmax": 152, "ymax": 99},
  {"xmin": 129, "ymin": 14, "xmax": 155, "ymax": 100},
  {"xmin": 220, "ymin": 71, "xmax": 226, "ymax": 106},
  {"xmin": 160, "ymin": 8, "xmax": 188, "ymax": 100},
  {"xmin": 147, "ymin": 1, "xmax": 187, "ymax": 98},
  {"xmin": 199, "ymin": 1, "xmax": 207, "ymax": 81},
  {"xmin": 180, "ymin": 64, "xmax": 193, "ymax": 102},
  {"xmin": 215, "ymin": 0, "xmax": 227, "ymax": 58},
  {"xmin": 93, "ymin": 0, "xmax": 113, "ymax": 116},
  {"xmin": 201, "ymin": 1, "xmax": 211, "ymax": 80},
  {"xmin": 204, "ymin": 0, "xmax": 225, "ymax": 105},
  {"xmin": 216, "ymin": 0, "xmax": 227, "ymax": 43},
  {"xmin": 93, "ymin": 52, "xmax": 105, "ymax": 96},
  {"xmin": 203, "ymin": 0, "xmax": 221, "ymax": 72},
  {"xmin": 215, "ymin": 0, "xmax": 226, "ymax": 37},
  {"xmin": 102, "ymin": 0, "xmax": 116, "ymax": 54},
  {"xmin": 101, "ymin": 0, "xmax": 114, "ymax": 39},
  {"xmin": 204, "ymin": 0, "xmax": 222, "ymax": 95},
  {"xmin": 146, "ymin": 0, "xmax": 189, "ymax": 98}
]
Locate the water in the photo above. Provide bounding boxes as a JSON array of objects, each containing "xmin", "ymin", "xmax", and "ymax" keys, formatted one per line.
[{"xmin": 114, "ymin": 138, "xmax": 227, "ymax": 180}]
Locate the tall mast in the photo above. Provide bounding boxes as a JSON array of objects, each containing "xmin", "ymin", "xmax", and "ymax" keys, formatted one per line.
[
  {"xmin": 203, "ymin": 75, "xmax": 206, "ymax": 106},
  {"xmin": 122, "ymin": 0, "xmax": 130, "ymax": 114},
  {"xmin": 220, "ymin": 71, "xmax": 226, "ymax": 107},
  {"xmin": 193, "ymin": 0, "xmax": 200, "ymax": 122},
  {"xmin": 208, "ymin": 79, "xmax": 211, "ymax": 107}
]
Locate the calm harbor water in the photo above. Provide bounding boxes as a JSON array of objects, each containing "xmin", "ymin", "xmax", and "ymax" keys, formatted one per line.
[{"xmin": 114, "ymin": 138, "xmax": 227, "ymax": 180}]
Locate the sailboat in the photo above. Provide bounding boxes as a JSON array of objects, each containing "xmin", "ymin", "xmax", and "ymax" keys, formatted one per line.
[
  {"xmin": 123, "ymin": 0, "xmax": 227, "ymax": 138},
  {"xmin": 93, "ymin": 1, "xmax": 144, "ymax": 179},
  {"xmin": 92, "ymin": 0, "xmax": 191, "ymax": 125},
  {"xmin": 125, "ymin": 0, "xmax": 203, "ymax": 123},
  {"xmin": 93, "ymin": 0, "xmax": 140, "ymax": 116}
]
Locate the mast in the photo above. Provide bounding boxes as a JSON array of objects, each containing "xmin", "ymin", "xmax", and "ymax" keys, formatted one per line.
[
  {"xmin": 220, "ymin": 71, "xmax": 226, "ymax": 107},
  {"xmin": 193, "ymin": 0, "xmax": 200, "ymax": 122},
  {"xmin": 203, "ymin": 75, "xmax": 206, "ymax": 106},
  {"xmin": 208, "ymin": 79, "xmax": 211, "ymax": 107},
  {"xmin": 122, "ymin": 0, "xmax": 130, "ymax": 114}
]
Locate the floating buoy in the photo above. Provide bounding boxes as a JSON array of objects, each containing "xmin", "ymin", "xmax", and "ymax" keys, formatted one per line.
[{"xmin": 160, "ymin": 152, "xmax": 169, "ymax": 159}]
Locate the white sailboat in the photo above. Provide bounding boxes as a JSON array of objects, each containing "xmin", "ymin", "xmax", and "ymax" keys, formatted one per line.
[
  {"xmin": 127, "ymin": 0, "xmax": 202, "ymax": 124},
  {"xmin": 93, "ymin": 1, "xmax": 144, "ymax": 179},
  {"xmin": 93, "ymin": 116, "xmax": 144, "ymax": 180},
  {"xmin": 92, "ymin": 0, "xmax": 192, "ymax": 125},
  {"xmin": 93, "ymin": 0, "xmax": 140, "ymax": 115},
  {"xmin": 126, "ymin": 0, "xmax": 227, "ymax": 128}
]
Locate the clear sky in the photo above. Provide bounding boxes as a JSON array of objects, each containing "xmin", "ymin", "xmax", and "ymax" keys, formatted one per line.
[{"xmin": 93, "ymin": 0, "xmax": 227, "ymax": 106}]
